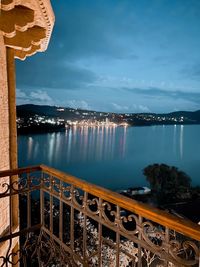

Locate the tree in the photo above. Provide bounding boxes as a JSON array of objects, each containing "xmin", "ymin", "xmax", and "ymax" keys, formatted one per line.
[{"xmin": 143, "ymin": 163, "xmax": 191, "ymax": 204}]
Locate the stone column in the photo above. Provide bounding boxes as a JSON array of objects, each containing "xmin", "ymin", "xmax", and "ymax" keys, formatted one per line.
[
  {"xmin": 0, "ymin": 34, "xmax": 19, "ymax": 267},
  {"xmin": 0, "ymin": 33, "xmax": 13, "ymax": 266},
  {"xmin": 0, "ymin": 34, "xmax": 10, "ymax": 236},
  {"xmin": 7, "ymin": 47, "xmax": 19, "ymax": 229}
]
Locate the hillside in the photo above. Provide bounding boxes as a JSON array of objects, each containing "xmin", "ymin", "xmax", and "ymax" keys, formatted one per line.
[{"xmin": 17, "ymin": 104, "xmax": 200, "ymax": 126}]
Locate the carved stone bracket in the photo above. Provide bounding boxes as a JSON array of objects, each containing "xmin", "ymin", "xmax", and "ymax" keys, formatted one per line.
[{"xmin": 0, "ymin": 0, "xmax": 55, "ymax": 60}]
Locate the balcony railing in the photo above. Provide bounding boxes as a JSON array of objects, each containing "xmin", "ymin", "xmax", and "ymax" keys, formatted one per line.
[{"xmin": 0, "ymin": 165, "xmax": 200, "ymax": 267}]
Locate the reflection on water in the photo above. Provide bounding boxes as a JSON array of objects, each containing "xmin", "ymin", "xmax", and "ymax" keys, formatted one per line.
[
  {"xmin": 120, "ymin": 126, "xmax": 127, "ymax": 157},
  {"xmin": 48, "ymin": 133, "xmax": 55, "ymax": 164},
  {"xmin": 27, "ymin": 126, "xmax": 127, "ymax": 164},
  {"xmin": 173, "ymin": 125, "xmax": 177, "ymax": 156},
  {"xmin": 63, "ymin": 126, "xmax": 127, "ymax": 163},
  {"xmin": 20, "ymin": 125, "xmax": 200, "ymax": 190},
  {"xmin": 180, "ymin": 125, "xmax": 184, "ymax": 159},
  {"xmin": 27, "ymin": 137, "xmax": 33, "ymax": 160}
]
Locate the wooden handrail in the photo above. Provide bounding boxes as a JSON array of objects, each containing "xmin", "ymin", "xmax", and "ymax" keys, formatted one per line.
[
  {"xmin": 40, "ymin": 164, "xmax": 200, "ymax": 241},
  {"xmin": 0, "ymin": 165, "xmax": 42, "ymax": 177},
  {"xmin": 1, "ymin": 164, "xmax": 200, "ymax": 241}
]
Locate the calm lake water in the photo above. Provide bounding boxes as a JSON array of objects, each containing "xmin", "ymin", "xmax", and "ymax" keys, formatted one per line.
[{"xmin": 18, "ymin": 125, "xmax": 200, "ymax": 191}]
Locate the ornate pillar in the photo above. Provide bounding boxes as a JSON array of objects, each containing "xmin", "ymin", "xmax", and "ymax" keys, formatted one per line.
[{"xmin": 0, "ymin": 0, "xmax": 55, "ymax": 265}]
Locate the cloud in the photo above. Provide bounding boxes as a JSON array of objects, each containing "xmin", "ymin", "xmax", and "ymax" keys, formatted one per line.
[
  {"xmin": 30, "ymin": 90, "xmax": 53, "ymax": 102},
  {"xmin": 111, "ymin": 103, "xmax": 129, "ymax": 112},
  {"xmin": 17, "ymin": 60, "xmax": 97, "ymax": 90},
  {"xmin": 17, "ymin": 89, "xmax": 54, "ymax": 105},
  {"xmin": 111, "ymin": 102, "xmax": 151, "ymax": 113},
  {"xmin": 16, "ymin": 0, "xmax": 141, "ymax": 91},
  {"xmin": 181, "ymin": 63, "xmax": 200, "ymax": 81},
  {"xmin": 50, "ymin": 0, "xmax": 139, "ymax": 61},
  {"xmin": 17, "ymin": 89, "xmax": 91, "ymax": 110},
  {"xmin": 121, "ymin": 87, "xmax": 200, "ymax": 104},
  {"xmin": 65, "ymin": 100, "xmax": 91, "ymax": 110},
  {"xmin": 137, "ymin": 105, "xmax": 151, "ymax": 113},
  {"xmin": 16, "ymin": 89, "xmax": 27, "ymax": 98},
  {"xmin": 16, "ymin": 0, "xmax": 200, "ymax": 113}
]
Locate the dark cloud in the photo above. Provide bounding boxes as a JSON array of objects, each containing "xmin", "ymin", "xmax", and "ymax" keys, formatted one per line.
[
  {"xmin": 16, "ymin": 57, "xmax": 97, "ymax": 89},
  {"xmin": 16, "ymin": 0, "xmax": 200, "ymax": 112},
  {"xmin": 48, "ymin": 0, "xmax": 139, "ymax": 61},
  {"xmin": 16, "ymin": 0, "xmax": 138, "ymax": 89},
  {"xmin": 121, "ymin": 87, "xmax": 200, "ymax": 104}
]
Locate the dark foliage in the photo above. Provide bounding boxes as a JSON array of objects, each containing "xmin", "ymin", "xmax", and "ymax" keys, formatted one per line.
[{"xmin": 143, "ymin": 163, "xmax": 191, "ymax": 204}]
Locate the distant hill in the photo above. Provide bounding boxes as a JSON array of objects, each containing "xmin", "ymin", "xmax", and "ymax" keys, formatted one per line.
[
  {"xmin": 17, "ymin": 104, "xmax": 200, "ymax": 126},
  {"xmin": 166, "ymin": 110, "xmax": 200, "ymax": 122},
  {"xmin": 17, "ymin": 104, "xmax": 67, "ymax": 118},
  {"xmin": 17, "ymin": 104, "xmax": 113, "ymax": 121}
]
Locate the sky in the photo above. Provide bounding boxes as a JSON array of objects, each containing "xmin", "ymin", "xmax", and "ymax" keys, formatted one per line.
[{"xmin": 16, "ymin": 0, "xmax": 200, "ymax": 113}]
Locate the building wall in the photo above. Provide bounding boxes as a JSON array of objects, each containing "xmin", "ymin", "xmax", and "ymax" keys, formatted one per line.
[{"xmin": 0, "ymin": 34, "xmax": 10, "ymax": 236}]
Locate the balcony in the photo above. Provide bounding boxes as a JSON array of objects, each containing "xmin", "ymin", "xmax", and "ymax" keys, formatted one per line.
[{"xmin": 0, "ymin": 165, "xmax": 200, "ymax": 267}]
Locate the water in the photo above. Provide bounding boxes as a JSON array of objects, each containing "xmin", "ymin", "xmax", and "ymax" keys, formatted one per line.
[{"xmin": 18, "ymin": 125, "xmax": 200, "ymax": 191}]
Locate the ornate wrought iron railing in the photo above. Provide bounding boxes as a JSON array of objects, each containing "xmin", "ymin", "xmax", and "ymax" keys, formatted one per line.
[{"xmin": 0, "ymin": 165, "xmax": 200, "ymax": 267}]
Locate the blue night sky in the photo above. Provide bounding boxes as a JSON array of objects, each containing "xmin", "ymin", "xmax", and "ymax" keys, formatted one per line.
[{"xmin": 16, "ymin": 0, "xmax": 200, "ymax": 113}]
